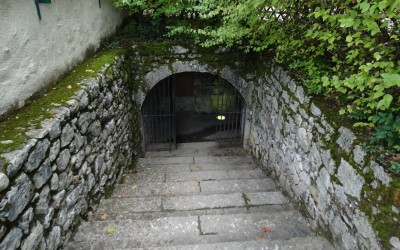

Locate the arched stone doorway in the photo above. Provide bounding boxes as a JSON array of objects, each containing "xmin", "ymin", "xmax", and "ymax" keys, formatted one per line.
[{"xmin": 141, "ymin": 72, "xmax": 246, "ymax": 151}]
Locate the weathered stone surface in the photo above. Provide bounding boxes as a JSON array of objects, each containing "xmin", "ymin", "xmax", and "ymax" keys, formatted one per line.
[
  {"xmin": 48, "ymin": 120, "xmax": 62, "ymax": 141},
  {"xmin": 61, "ymin": 123, "xmax": 74, "ymax": 147},
  {"xmin": 296, "ymin": 128, "xmax": 312, "ymax": 152},
  {"xmin": 0, "ymin": 173, "xmax": 34, "ymax": 221},
  {"xmin": 337, "ymin": 159, "xmax": 365, "ymax": 200},
  {"xmin": 25, "ymin": 128, "xmax": 49, "ymax": 139},
  {"xmin": 35, "ymin": 185, "xmax": 50, "ymax": 215},
  {"xmin": 21, "ymin": 222, "xmax": 43, "ymax": 250},
  {"xmin": 46, "ymin": 226, "xmax": 62, "ymax": 250},
  {"xmin": 370, "ymin": 161, "xmax": 391, "ymax": 186},
  {"xmin": 34, "ymin": 159, "xmax": 52, "ymax": 189},
  {"xmin": 310, "ymin": 103, "xmax": 321, "ymax": 117},
  {"xmin": 49, "ymin": 140, "xmax": 60, "ymax": 162},
  {"xmin": 66, "ymin": 183, "xmax": 84, "ymax": 208},
  {"xmin": 77, "ymin": 112, "xmax": 93, "ymax": 134},
  {"xmin": 295, "ymin": 86, "xmax": 305, "ymax": 103},
  {"xmin": 24, "ymin": 139, "xmax": 50, "ymax": 172},
  {"xmin": 50, "ymin": 173, "xmax": 59, "ymax": 191},
  {"xmin": 0, "ymin": 228, "xmax": 23, "ymax": 250},
  {"xmin": 2, "ymin": 140, "xmax": 36, "ymax": 177},
  {"xmin": 336, "ymin": 126, "xmax": 355, "ymax": 153},
  {"xmin": 43, "ymin": 207, "xmax": 54, "ymax": 228},
  {"xmin": 56, "ymin": 149, "xmax": 70, "ymax": 171},
  {"xmin": 52, "ymin": 190, "xmax": 66, "ymax": 206},
  {"xmin": 353, "ymin": 145, "xmax": 366, "ymax": 165},
  {"xmin": 75, "ymin": 90, "xmax": 89, "ymax": 110},
  {"xmin": 171, "ymin": 45, "xmax": 189, "ymax": 54},
  {"xmin": 18, "ymin": 208, "xmax": 33, "ymax": 234},
  {"xmin": 390, "ymin": 237, "xmax": 400, "ymax": 250},
  {"xmin": 0, "ymin": 173, "xmax": 10, "ymax": 191},
  {"xmin": 88, "ymin": 120, "xmax": 101, "ymax": 137}
]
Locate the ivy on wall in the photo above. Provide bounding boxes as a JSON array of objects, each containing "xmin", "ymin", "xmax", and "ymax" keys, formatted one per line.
[{"xmin": 110, "ymin": 0, "xmax": 400, "ymax": 163}]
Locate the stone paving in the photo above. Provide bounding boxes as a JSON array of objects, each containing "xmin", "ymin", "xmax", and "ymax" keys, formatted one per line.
[{"xmin": 66, "ymin": 142, "xmax": 335, "ymax": 249}]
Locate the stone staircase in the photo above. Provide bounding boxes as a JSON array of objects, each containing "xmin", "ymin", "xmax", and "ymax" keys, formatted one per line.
[{"xmin": 66, "ymin": 142, "xmax": 334, "ymax": 249}]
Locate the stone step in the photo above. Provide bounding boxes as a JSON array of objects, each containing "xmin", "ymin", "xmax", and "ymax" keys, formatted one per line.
[
  {"xmin": 134, "ymin": 162, "xmax": 258, "ymax": 173},
  {"xmin": 95, "ymin": 191, "xmax": 291, "ymax": 220},
  {"xmin": 111, "ymin": 178, "xmax": 277, "ymax": 198},
  {"xmin": 122, "ymin": 236, "xmax": 335, "ymax": 250},
  {"xmin": 145, "ymin": 142, "xmax": 247, "ymax": 158},
  {"xmin": 67, "ymin": 236, "xmax": 334, "ymax": 250},
  {"xmin": 138, "ymin": 155, "xmax": 254, "ymax": 166},
  {"xmin": 121, "ymin": 169, "xmax": 267, "ymax": 184},
  {"xmin": 94, "ymin": 204, "xmax": 294, "ymax": 221},
  {"xmin": 69, "ymin": 211, "xmax": 313, "ymax": 249}
]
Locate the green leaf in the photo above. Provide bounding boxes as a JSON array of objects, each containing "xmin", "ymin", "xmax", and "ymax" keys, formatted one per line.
[
  {"xmin": 381, "ymin": 73, "xmax": 400, "ymax": 88},
  {"xmin": 354, "ymin": 122, "xmax": 374, "ymax": 127},
  {"xmin": 339, "ymin": 18, "xmax": 354, "ymax": 27},
  {"xmin": 360, "ymin": 2, "xmax": 370, "ymax": 12},
  {"xmin": 346, "ymin": 35, "xmax": 353, "ymax": 43},
  {"xmin": 379, "ymin": 0, "xmax": 389, "ymax": 10},
  {"xmin": 373, "ymin": 52, "xmax": 382, "ymax": 60},
  {"xmin": 377, "ymin": 94, "xmax": 393, "ymax": 110},
  {"xmin": 339, "ymin": 109, "xmax": 346, "ymax": 115}
]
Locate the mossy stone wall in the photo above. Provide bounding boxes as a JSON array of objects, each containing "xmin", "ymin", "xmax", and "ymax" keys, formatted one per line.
[{"xmin": 0, "ymin": 56, "xmax": 141, "ymax": 249}]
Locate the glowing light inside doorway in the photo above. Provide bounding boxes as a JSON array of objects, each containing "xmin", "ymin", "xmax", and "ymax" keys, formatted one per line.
[{"xmin": 217, "ymin": 115, "xmax": 226, "ymax": 120}]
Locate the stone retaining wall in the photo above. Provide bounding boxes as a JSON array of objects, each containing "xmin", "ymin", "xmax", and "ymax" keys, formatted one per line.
[
  {"xmin": 0, "ymin": 44, "xmax": 397, "ymax": 249},
  {"xmin": 247, "ymin": 64, "xmax": 397, "ymax": 249},
  {"xmin": 0, "ymin": 56, "xmax": 140, "ymax": 249}
]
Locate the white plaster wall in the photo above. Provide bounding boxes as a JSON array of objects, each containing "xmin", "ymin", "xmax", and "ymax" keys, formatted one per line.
[{"xmin": 0, "ymin": 0, "xmax": 125, "ymax": 117}]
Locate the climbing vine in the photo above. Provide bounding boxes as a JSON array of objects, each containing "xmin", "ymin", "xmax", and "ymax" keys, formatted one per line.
[{"xmin": 110, "ymin": 0, "xmax": 400, "ymax": 157}]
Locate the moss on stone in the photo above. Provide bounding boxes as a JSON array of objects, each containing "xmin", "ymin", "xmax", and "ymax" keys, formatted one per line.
[{"xmin": 0, "ymin": 49, "xmax": 125, "ymax": 155}]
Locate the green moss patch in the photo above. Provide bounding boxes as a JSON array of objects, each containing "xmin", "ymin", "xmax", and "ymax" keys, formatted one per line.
[{"xmin": 0, "ymin": 49, "xmax": 125, "ymax": 155}]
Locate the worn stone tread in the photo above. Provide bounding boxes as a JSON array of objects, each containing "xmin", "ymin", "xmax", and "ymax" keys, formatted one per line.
[
  {"xmin": 145, "ymin": 142, "xmax": 247, "ymax": 158},
  {"xmin": 190, "ymin": 162, "xmax": 258, "ymax": 172},
  {"xmin": 70, "ymin": 211, "xmax": 313, "ymax": 248},
  {"xmin": 200, "ymin": 178, "xmax": 276, "ymax": 194},
  {"xmin": 130, "ymin": 236, "xmax": 335, "ymax": 250},
  {"xmin": 94, "ymin": 204, "xmax": 294, "ymax": 221},
  {"xmin": 67, "ymin": 236, "xmax": 335, "ymax": 250},
  {"xmin": 122, "ymin": 169, "xmax": 266, "ymax": 184},
  {"xmin": 164, "ymin": 169, "xmax": 266, "ymax": 182},
  {"xmin": 102, "ymin": 191, "xmax": 287, "ymax": 213},
  {"xmin": 139, "ymin": 157, "xmax": 195, "ymax": 165},
  {"xmin": 111, "ymin": 178, "xmax": 276, "ymax": 198},
  {"xmin": 193, "ymin": 155, "xmax": 253, "ymax": 164}
]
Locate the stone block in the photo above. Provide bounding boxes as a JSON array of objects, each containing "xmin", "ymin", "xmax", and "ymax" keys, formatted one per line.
[
  {"xmin": 337, "ymin": 159, "xmax": 365, "ymax": 200},
  {"xmin": 310, "ymin": 103, "xmax": 321, "ymax": 117},
  {"xmin": 0, "ymin": 228, "xmax": 23, "ymax": 250},
  {"xmin": 370, "ymin": 161, "xmax": 391, "ymax": 186},
  {"xmin": 34, "ymin": 159, "xmax": 52, "ymax": 189},
  {"xmin": 24, "ymin": 139, "xmax": 50, "ymax": 172},
  {"xmin": 0, "ymin": 173, "xmax": 10, "ymax": 192},
  {"xmin": 336, "ymin": 127, "xmax": 355, "ymax": 153},
  {"xmin": 0, "ymin": 173, "xmax": 35, "ymax": 221},
  {"xmin": 56, "ymin": 149, "xmax": 70, "ymax": 171},
  {"xmin": 21, "ymin": 223, "xmax": 43, "ymax": 250},
  {"xmin": 61, "ymin": 124, "xmax": 74, "ymax": 148}
]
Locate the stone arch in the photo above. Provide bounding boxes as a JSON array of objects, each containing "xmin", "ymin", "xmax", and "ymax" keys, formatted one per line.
[
  {"xmin": 139, "ymin": 60, "xmax": 252, "ymax": 149},
  {"xmin": 140, "ymin": 60, "xmax": 251, "ymax": 108}
]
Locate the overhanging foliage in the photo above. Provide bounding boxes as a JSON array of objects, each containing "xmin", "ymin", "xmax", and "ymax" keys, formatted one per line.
[{"xmin": 110, "ymin": 0, "xmax": 400, "ymax": 156}]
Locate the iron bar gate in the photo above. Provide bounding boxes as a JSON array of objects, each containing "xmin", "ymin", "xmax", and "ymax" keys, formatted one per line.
[
  {"xmin": 142, "ymin": 77, "xmax": 176, "ymax": 151},
  {"xmin": 214, "ymin": 79, "xmax": 246, "ymax": 147},
  {"xmin": 142, "ymin": 74, "xmax": 245, "ymax": 150}
]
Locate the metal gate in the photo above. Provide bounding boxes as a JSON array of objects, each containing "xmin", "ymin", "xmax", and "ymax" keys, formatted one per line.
[
  {"xmin": 142, "ymin": 74, "xmax": 245, "ymax": 150},
  {"xmin": 142, "ymin": 77, "xmax": 176, "ymax": 151},
  {"xmin": 214, "ymin": 79, "xmax": 246, "ymax": 147}
]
